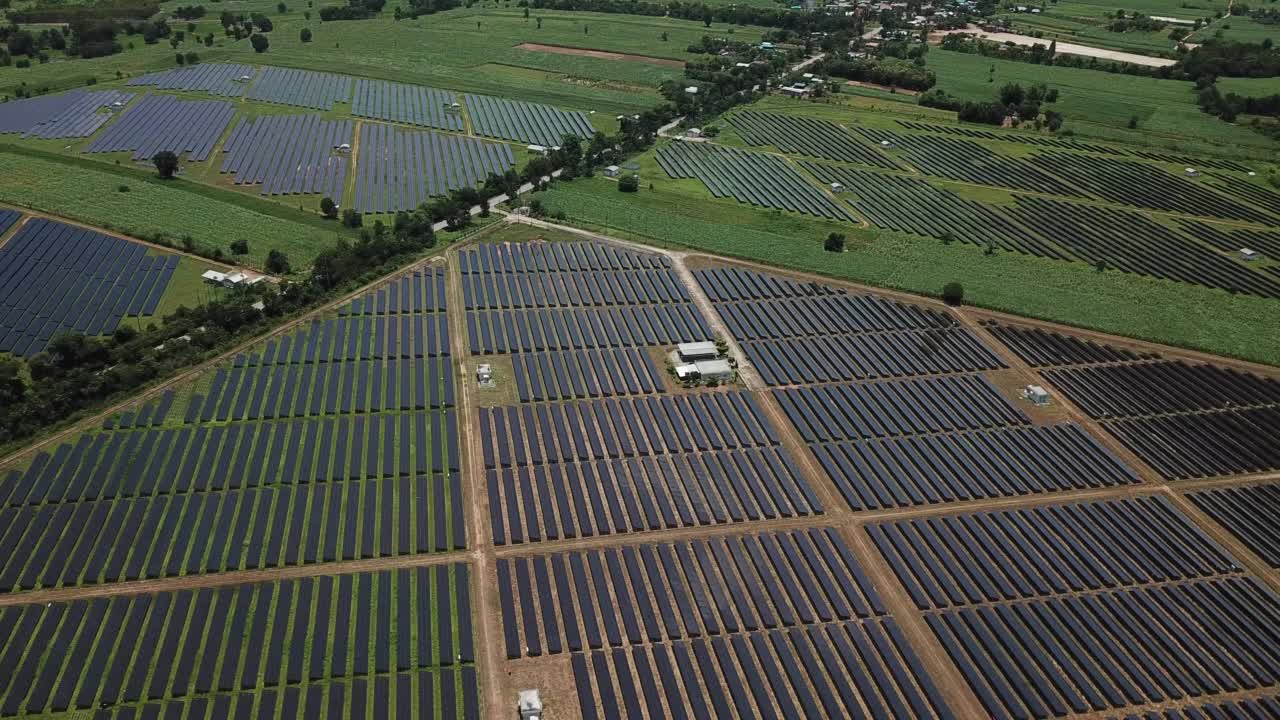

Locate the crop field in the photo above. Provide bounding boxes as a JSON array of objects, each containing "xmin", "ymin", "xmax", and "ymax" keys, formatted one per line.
[
  {"xmin": 657, "ymin": 141, "xmax": 855, "ymax": 221},
  {"xmin": 0, "ymin": 217, "xmax": 179, "ymax": 357},
  {"xmin": 221, "ymin": 114, "xmax": 352, "ymax": 199}
]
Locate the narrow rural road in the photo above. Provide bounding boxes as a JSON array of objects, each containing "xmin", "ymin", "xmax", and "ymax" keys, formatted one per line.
[{"xmin": 934, "ymin": 25, "xmax": 1177, "ymax": 66}]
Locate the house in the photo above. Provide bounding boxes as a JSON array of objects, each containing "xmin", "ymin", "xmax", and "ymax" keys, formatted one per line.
[
  {"xmin": 677, "ymin": 341, "xmax": 719, "ymax": 361},
  {"xmin": 782, "ymin": 85, "xmax": 809, "ymax": 97},
  {"xmin": 603, "ymin": 165, "xmax": 621, "ymax": 178},
  {"xmin": 334, "ymin": 142, "xmax": 351, "ymax": 153},
  {"xmin": 759, "ymin": 41, "xmax": 776, "ymax": 51},
  {"xmin": 528, "ymin": 144, "xmax": 549, "ymax": 155},
  {"xmin": 201, "ymin": 270, "xmax": 227, "ymax": 285},
  {"xmin": 686, "ymin": 128, "xmax": 703, "ymax": 139},
  {"xmin": 735, "ymin": 62, "xmax": 752, "ymax": 68},
  {"xmin": 225, "ymin": 271, "xmax": 248, "ymax": 286}
]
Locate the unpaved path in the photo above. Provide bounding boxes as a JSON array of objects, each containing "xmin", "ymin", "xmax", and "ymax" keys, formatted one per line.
[
  {"xmin": 516, "ymin": 42, "xmax": 684, "ymax": 69},
  {"xmin": 934, "ymin": 25, "xmax": 1176, "ymax": 66}
]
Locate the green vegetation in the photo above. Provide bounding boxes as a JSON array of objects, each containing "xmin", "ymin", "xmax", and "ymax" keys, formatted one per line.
[
  {"xmin": 534, "ymin": 177, "xmax": 1280, "ymax": 364},
  {"xmin": 0, "ymin": 147, "xmax": 348, "ymax": 270}
]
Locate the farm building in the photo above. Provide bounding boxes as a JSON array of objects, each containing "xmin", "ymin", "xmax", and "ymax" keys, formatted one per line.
[
  {"xmin": 678, "ymin": 341, "xmax": 719, "ymax": 361},
  {"xmin": 1024, "ymin": 385, "xmax": 1051, "ymax": 405},
  {"xmin": 1240, "ymin": 248, "xmax": 1259, "ymax": 261},
  {"xmin": 603, "ymin": 165, "xmax": 621, "ymax": 177},
  {"xmin": 686, "ymin": 128, "xmax": 703, "ymax": 139},
  {"xmin": 674, "ymin": 363, "xmax": 699, "ymax": 380},
  {"xmin": 1185, "ymin": 167, "xmax": 1200, "ymax": 177},
  {"xmin": 694, "ymin": 358, "xmax": 734, "ymax": 381}
]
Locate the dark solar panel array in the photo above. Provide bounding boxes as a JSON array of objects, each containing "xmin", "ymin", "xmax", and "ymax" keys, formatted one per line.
[
  {"xmin": 1108, "ymin": 696, "xmax": 1280, "ymax": 720},
  {"xmin": 89, "ymin": 669, "xmax": 481, "ymax": 720},
  {"xmin": 0, "ymin": 475, "xmax": 461, "ymax": 592},
  {"xmin": 0, "ymin": 210, "xmax": 18, "ymax": 236},
  {"xmin": 1044, "ymin": 361, "xmax": 1280, "ymax": 419},
  {"xmin": 928, "ymin": 576, "xmax": 1280, "ymax": 719},
  {"xmin": 126, "ymin": 63, "xmax": 255, "ymax": 97},
  {"xmin": 481, "ymin": 391, "xmax": 822, "ymax": 544},
  {"xmin": 83, "ymin": 94, "xmax": 235, "ymax": 161},
  {"xmin": 463, "ymin": 269, "xmax": 689, "ymax": 309},
  {"xmin": 1178, "ymin": 219, "xmax": 1280, "ymax": 261},
  {"xmin": 1190, "ymin": 482, "xmax": 1280, "ymax": 568},
  {"xmin": 220, "ymin": 114, "xmax": 352, "ymax": 198},
  {"xmin": 896, "ymin": 120, "xmax": 1125, "ymax": 155},
  {"xmin": 337, "ymin": 268, "xmax": 448, "ymax": 316},
  {"xmin": 511, "ymin": 347, "xmax": 663, "ymax": 401},
  {"xmin": 0, "ymin": 89, "xmax": 133, "ymax": 138},
  {"xmin": 694, "ymin": 266, "xmax": 841, "ymax": 301},
  {"xmin": 497, "ymin": 528, "xmax": 884, "ymax": 658},
  {"xmin": 353, "ymin": 122, "xmax": 514, "ymax": 213},
  {"xmin": 352, "ymin": 78, "xmax": 462, "ymax": 131},
  {"xmin": 0, "ymin": 566, "xmax": 474, "ymax": 715},
  {"xmin": 460, "ymin": 240, "xmax": 672, "ymax": 274},
  {"xmin": 234, "ymin": 314, "xmax": 451, "ymax": 365},
  {"xmin": 870, "ymin": 495, "xmax": 1240, "ymax": 610},
  {"xmin": 101, "ymin": 390, "xmax": 175, "ymax": 430},
  {"xmin": 732, "ymin": 110, "xmax": 900, "ymax": 168},
  {"xmin": 812, "ymin": 423, "xmax": 1139, "ymax": 511},
  {"xmin": 246, "ymin": 66, "xmax": 352, "ymax": 110},
  {"xmin": 978, "ymin": 319, "xmax": 1157, "ymax": 367},
  {"xmin": 0, "ymin": 412, "xmax": 458, "ymax": 506},
  {"xmin": 705, "ymin": 291, "xmax": 951, "ymax": 340},
  {"xmin": 0, "ymin": 218, "xmax": 177, "ymax": 357},
  {"xmin": 743, "ymin": 331, "xmax": 1004, "ymax": 385},
  {"xmin": 465, "ymin": 93, "xmax": 594, "ymax": 146}
]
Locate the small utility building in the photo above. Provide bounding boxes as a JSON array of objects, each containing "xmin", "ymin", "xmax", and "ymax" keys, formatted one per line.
[
  {"xmin": 678, "ymin": 341, "xmax": 719, "ymax": 362},
  {"xmin": 694, "ymin": 359, "xmax": 734, "ymax": 382}
]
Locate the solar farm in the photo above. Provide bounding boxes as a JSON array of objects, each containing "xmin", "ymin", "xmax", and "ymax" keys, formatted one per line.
[{"xmin": 1, "ymin": 222, "xmax": 1279, "ymax": 720}]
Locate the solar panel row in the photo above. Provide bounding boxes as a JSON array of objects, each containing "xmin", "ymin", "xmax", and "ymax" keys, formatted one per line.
[
  {"xmin": 714, "ymin": 293, "xmax": 952, "ymax": 340},
  {"xmin": 774, "ymin": 375, "xmax": 1028, "ymax": 443},
  {"xmin": 0, "ymin": 217, "xmax": 177, "ymax": 357},
  {"xmin": 693, "ymin": 266, "xmax": 841, "ymax": 302},
  {"xmin": 1108, "ymin": 407, "xmax": 1280, "ymax": 480},
  {"xmin": 89, "ymin": 669, "xmax": 481, "ymax": 720},
  {"xmin": 337, "ymin": 268, "xmax": 449, "ymax": 316},
  {"xmin": 459, "ymin": 240, "xmax": 670, "ymax": 273},
  {"xmin": 1190, "ymin": 482, "xmax": 1280, "ymax": 568},
  {"xmin": 1, "ymin": 412, "xmax": 458, "ymax": 506},
  {"xmin": 479, "ymin": 392, "xmax": 780, "ymax": 469},
  {"xmin": 813, "ymin": 423, "xmax": 1139, "ymax": 511},
  {"xmin": 234, "ymin": 314, "xmax": 450, "ymax": 367},
  {"xmin": 221, "ymin": 113, "xmax": 352, "ymax": 198},
  {"xmin": 467, "ymin": 304, "xmax": 712, "ymax": 353},
  {"xmin": 1107, "ymin": 695, "xmax": 1280, "ymax": 720},
  {"xmin": 101, "ymin": 390, "xmax": 175, "ymax": 430},
  {"xmin": 571, "ymin": 619, "xmax": 952, "ymax": 720},
  {"xmin": 246, "ymin": 66, "xmax": 352, "ymax": 110},
  {"xmin": 870, "ymin": 495, "xmax": 1240, "ymax": 610},
  {"xmin": 125, "ymin": 63, "xmax": 256, "ymax": 96},
  {"xmin": 0, "ymin": 566, "xmax": 472, "ymax": 715},
  {"xmin": 745, "ymin": 330, "xmax": 1004, "ymax": 385},
  {"xmin": 487, "ymin": 446, "xmax": 820, "ymax": 546},
  {"xmin": 189, "ymin": 356, "xmax": 454, "ymax": 420},
  {"xmin": 0, "ymin": 475, "xmax": 460, "ymax": 593},
  {"xmin": 1045, "ymin": 360, "xmax": 1280, "ymax": 419},
  {"xmin": 496, "ymin": 528, "xmax": 883, "ymax": 659},
  {"xmin": 511, "ymin": 347, "xmax": 663, "ymax": 402},
  {"xmin": 465, "ymin": 93, "xmax": 594, "ymax": 147},
  {"xmin": 351, "ymin": 78, "xmax": 462, "ymax": 131},
  {"xmin": 353, "ymin": 122, "xmax": 515, "ymax": 213},
  {"xmin": 462, "ymin": 267, "xmax": 689, "ymax": 310},
  {"xmin": 84, "ymin": 94, "xmax": 235, "ymax": 161},
  {"xmin": 0, "ymin": 89, "xmax": 133, "ymax": 138},
  {"xmin": 930, "ymin": 577, "xmax": 1280, "ymax": 719}
]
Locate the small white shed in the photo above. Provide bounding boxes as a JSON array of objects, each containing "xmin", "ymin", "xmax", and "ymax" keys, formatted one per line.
[{"xmin": 1240, "ymin": 248, "xmax": 1259, "ymax": 261}]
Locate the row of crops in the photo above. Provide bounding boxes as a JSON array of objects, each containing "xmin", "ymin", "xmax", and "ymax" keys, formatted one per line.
[{"xmin": 656, "ymin": 142, "xmax": 855, "ymax": 221}]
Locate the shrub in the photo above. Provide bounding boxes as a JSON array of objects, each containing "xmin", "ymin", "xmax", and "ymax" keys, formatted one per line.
[
  {"xmin": 117, "ymin": 184, "xmax": 130, "ymax": 192},
  {"xmin": 941, "ymin": 281, "xmax": 964, "ymax": 305},
  {"xmin": 250, "ymin": 33, "xmax": 268, "ymax": 52},
  {"xmin": 152, "ymin": 150, "xmax": 179, "ymax": 179},
  {"xmin": 618, "ymin": 174, "xmax": 639, "ymax": 192},
  {"xmin": 342, "ymin": 207, "xmax": 362, "ymax": 227},
  {"xmin": 823, "ymin": 232, "xmax": 845, "ymax": 252},
  {"xmin": 320, "ymin": 196, "xmax": 338, "ymax": 218},
  {"xmin": 265, "ymin": 249, "xmax": 290, "ymax": 274},
  {"xmin": 230, "ymin": 238, "xmax": 249, "ymax": 255},
  {"xmin": 300, "ymin": 28, "xmax": 312, "ymax": 42}
]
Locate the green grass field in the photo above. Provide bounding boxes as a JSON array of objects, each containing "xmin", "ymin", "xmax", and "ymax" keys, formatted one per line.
[
  {"xmin": 1218, "ymin": 76, "xmax": 1280, "ymax": 97},
  {"xmin": 534, "ymin": 173, "xmax": 1280, "ymax": 365},
  {"xmin": 1189, "ymin": 16, "xmax": 1278, "ymax": 43},
  {"xmin": 925, "ymin": 49, "xmax": 1270, "ymax": 153},
  {"xmin": 0, "ymin": 148, "xmax": 347, "ymax": 271}
]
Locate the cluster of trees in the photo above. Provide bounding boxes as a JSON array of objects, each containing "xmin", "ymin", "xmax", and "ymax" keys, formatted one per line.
[
  {"xmin": 822, "ymin": 57, "xmax": 936, "ymax": 91},
  {"xmin": 7, "ymin": 0, "xmax": 158, "ymax": 24},
  {"xmin": 920, "ymin": 82, "xmax": 1061, "ymax": 129},
  {"xmin": 1196, "ymin": 77, "xmax": 1280, "ymax": 124},
  {"xmin": 319, "ymin": 0, "xmax": 387, "ymax": 20},
  {"xmin": 172, "ymin": 4, "xmax": 205, "ymax": 19},
  {"xmin": 939, "ymin": 34, "xmax": 1157, "ymax": 76},
  {"xmin": 1108, "ymin": 10, "xmax": 1165, "ymax": 33},
  {"xmin": 391, "ymin": 0, "xmax": 460, "ymax": 19},
  {"xmin": 686, "ymin": 34, "xmax": 750, "ymax": 55},
  {"xmin": 516, "ymin": 0, "xmax": 863, "ymax": 34},
  {"xmin": 1175, "ymin": 39, "xmax": 1280, "ymax": 78}
]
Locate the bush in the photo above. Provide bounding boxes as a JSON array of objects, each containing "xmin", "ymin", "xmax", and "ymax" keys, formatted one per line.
[
  {"xmin": 265, "ymin": 249, "xmax": 290, "ymax": 274},
  {"xmin": 117, "ymin": 184, "xmax": 130, "ymax": 192},
  {"xmin": 617, "ymin": 174, "xmax": 639, "ymax": 192},
  {"xmin": 230, "ymin": 238, "xmax": 249, "ymax": 255},
  {"xmin": 152, "ymin": 150, "xmax": 179, "ymax": 179},
  {"xmin": 342, "ymin": 207, "xmax": 362, "ymax": 227},
  {"xmin": 320, "ymin": 196, "xmax": 338, "ymax": 218},
  {"xmin": 941, "ymin": 281, "xmax": 964, "ymax": 305},
  {"xmin": 250, "ymin": 33, "xmax": 268, "ymax": 52},
  {"xmin": 823, "ymin": 232, "xmax": 845, "ymax": 252},
  {"xmin": 300, "ymin": 27, "xmax": 312, "ymax": 41}
]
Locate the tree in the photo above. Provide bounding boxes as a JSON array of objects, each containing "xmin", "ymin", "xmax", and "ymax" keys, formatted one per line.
[
  {"xmin": 300, "ymin": 28, "xmax": 312, "ymax": 42},
  {"xmin": 320, "ymin": 196, "xmax": 338, "ymax": 218},
  {"xmin": 536, "ymin": 17, "xmax": 542, "ymax": 28},
  {"xmin": 278, "ymin": 1, "xmax": 288, "ymax": 11},
  {"xmin": 185, "ymin": 51, "xmax": 199, "ymax": 64},
  {"xmin": 342, "ymin": 208, "xmax": 362, "ymax": 227},
  {"xmin": 1127, "ymin": 114, "xmax": 1139, "ymax": 128},
  {"xmin": 265, "ymin": 249, "xmax": 291, "ymax": 274},
  {"xmin": 941, "ymin": 281, "xmax": 964, "ymax": 305},
  {"xmin": 661, "ymin": 31, "xmax": 668, "ymax": 41},
  {"xmin": 250, "ymin": 33, "xmax": 269, "ymax": 52},
  {"xmin": 230, "ymin": 238, "xmax": 249, "ymax": 255},
  {"xmin": 152, "ymin": 150, "xmax": 179, "ymax": 179},
  {"xmin": 824, "ymin": 233, "xmax": 845, "ymax": 252},
  {"xmin": 618, "ymin": 174, "xmax": 639, "ymax": 192}
]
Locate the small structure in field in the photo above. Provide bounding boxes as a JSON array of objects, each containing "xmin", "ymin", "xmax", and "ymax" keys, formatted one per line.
[
  {"xmin": 694, "ymin": 358, "xmax": 734, "ymax": 382},
  {"xmin": 830, "ymin": 182, "xmax": 844, "ymax": 193},
  {"xmin": 1240, "ymin": 248, "xmax": 1259, "ymax": 261},
  {"xmin": 1184, "ymin": 167, "xmax": 1199, "ymax": 177},
  {"xmin": 603, "ymin": 165, "xmax": 621, "ymax": 178},
  {"xmin": 677, "ymin": 341, "xmax": 719, "ymax": 362},
  {"xmin": 1023, "ymin": 385, "xmax": 1051, "ymax": 406},
  {"xmin": 476, "ymin": 363, "xmax": 494, "ymax": 388},
  {"xmin": 518, "ymin": 689, "xmax": 542, "ymax": 720}
]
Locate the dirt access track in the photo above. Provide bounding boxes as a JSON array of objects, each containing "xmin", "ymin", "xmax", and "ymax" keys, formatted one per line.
[{"xmin": 515, "ymin": 42, "xmax": 685, "ymax": 68}]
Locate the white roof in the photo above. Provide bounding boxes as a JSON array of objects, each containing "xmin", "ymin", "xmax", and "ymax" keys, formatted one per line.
[
  {"xmin": 518, "ymin": 690, "xmax": 543, "ymax": 711},
  {"xmin": 251, "ymin": 300, "xmax": 266, "ymax": 311},
  {"xmin": 695, "ymin": 359, "xmax": 733, "ymax": 375},
  {"xmin": 684, "ymin": 86, "xmax": 699, "ymax": 94},
  {"xmin": 606, "ymin": 165, "xmax": 620, "ymax": 171},
  {"xmin": 674, "ymin": 363, "xmax": 699, "ymax": 378},
  {"xmin": 226, "ymin": 271, "xmax": 248, "ymax": 284},
  {"xmin": 679, "ymin": 341, "xmax": 718, "ymax": 354},
  {"xmin": 202, "ymin": 270, "xmax": 226, "ymax": 282}
]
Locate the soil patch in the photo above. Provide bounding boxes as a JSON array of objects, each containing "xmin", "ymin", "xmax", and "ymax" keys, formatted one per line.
[
  {"xmin": 515, "ymin": 42, "xmax": 685, "ymax": 69},
  {"xmin": 844, "ymin": 79, "xmax": 920, "ymax": 96}
]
